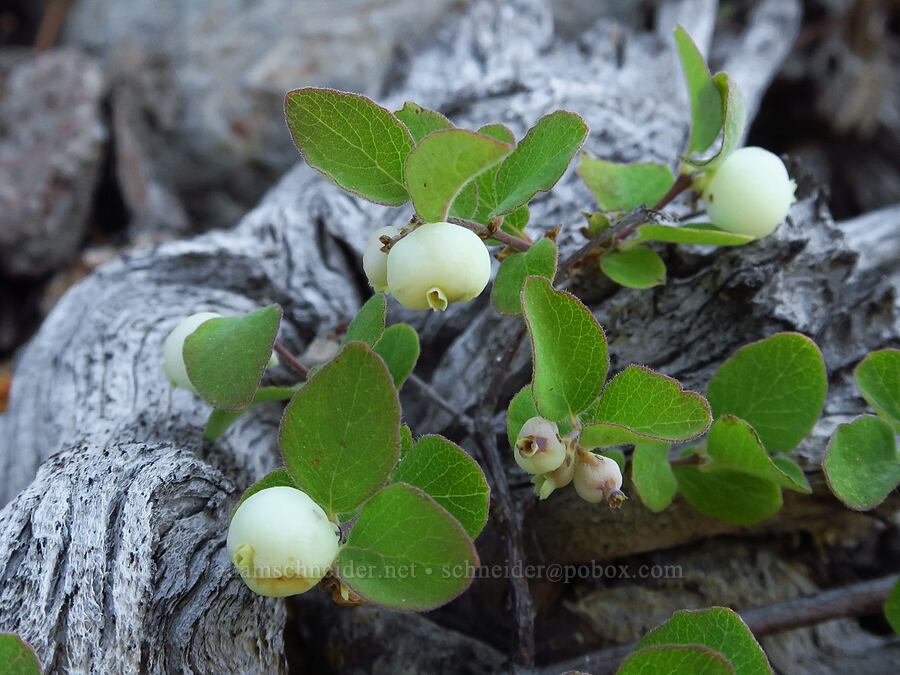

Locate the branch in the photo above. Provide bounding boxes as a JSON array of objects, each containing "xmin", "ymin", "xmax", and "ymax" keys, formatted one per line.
[
  {"xmin": 539, "ymin": 574, "xmax": 899, "ymax": 675},
  {"xmin": 448, "ymin": 217, "xmax": 533, "ymax": 252},
  {"xmin": 471, "ymin": 325, "xmax": 536, "ymax": 668},
  {"xmin": 273, "ymin": 341, "xmax": 309, "ymax": 377},
  {"xmin": 408, "ymin": 374, "xmax": 476, "ymax": 435}
]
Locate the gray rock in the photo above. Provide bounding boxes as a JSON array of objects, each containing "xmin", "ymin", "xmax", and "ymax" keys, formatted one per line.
[{"xmin": 0, "ymin": 48, "xmax": 106, "ymax": 278}]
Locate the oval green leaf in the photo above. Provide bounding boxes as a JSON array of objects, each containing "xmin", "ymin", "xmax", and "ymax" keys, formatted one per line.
[
  {"xmin": 336, "ymin": 483, "xmax": 478, "ymax": 611},
  {"xmin": 581, "ymin": 366, "xmax": 711, "ymax": 446},
  {"xmin": 280, "ymin": 342, "xmax": 400, "ymax": 515},
  {"xmin": 577, "ymin": 158, "xmax": 675, "ymax": 212},
  {"xmin": 392, "ymin": 435, "xmax": 489, "ymax": 539},
  {"xmin": 600, "ymin": 246, "xmax": 667, "ymax": 289},
  {"xmin": 674, "ymin": 25, "xmax": 724, "ymax": 156},
  {"xmin": 491, "ymin": 238, "xmax": 558, "ymax": 316},
  {"xmin": 854, "ymin": 349, "xmax": 900, "ymax": 432},
  {"xmin": 405, "ymin": 129, "xmax": 512, "ymax": 223},
  {"xmin": 373, "ymin": 323, "xmax": 420, "ymax": 388},
  {"xmin": 394, "ymin": 101, "xmax": 453, "ymax": 143},
  {"xmin": 522, "ymin": 276, "xmax": 609, "ymax": 421},
  {"xmin": 343, "ymin": 294, "xmax": 386, "ymax": 347},
  {"xmin": 686, "ymin": 73, "xmax": 747, "ymax": 170},
  {"xmin": 632, "ymin": 441, "xmax": 678, "ymax": 512},
  {"xmin": 285, "ymin": 88, "xmax": 413, "ymax": 205},
  {"xmin": 674, "ymin": 463, "xmax": 783, "ymax": 525},
  {"xmin": 703, "ymin": 416, "xmax": 811, "ymax": 493},
  {"xmin": 637, "ymin": 607, "xmax": 771, "ymax": 674},
  {"xmin": 0, "ymin": 634, "xmax": 41, "ymax": 675},
  {"xmin": 491, "ymin": 110, "xmax": 588, "ymax": 217},
  {"xmin": 823, "ymin": 414, "xmax": 900, "ymax": 510},
  {"xmin": 184, "ymin": 304, "xmax": 282, "ymax": 411},
  {"xmin": 886, "ymin": 577, "xmax": 900, "ymax": 635},
  {"xmin": 707, "ymin": 333, "xmax": 827, "ymax": 453},
  {"xmin": 618, "ymin": 645, "xmax": 734, "ymax": 675},
  {"xmin": 633, "ymin": 224, "xmax": 754, "ymax": 247}
]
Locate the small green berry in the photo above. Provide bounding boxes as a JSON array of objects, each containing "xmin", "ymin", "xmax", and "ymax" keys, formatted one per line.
[
  {"xmin": 701, "ymin": 146, "xmax": 796, "ymax": 238},
  {"xmin": 386, "ymin": 222, "xmax": 491, "ymax": 311},
  {"xmin": 227, "ymin": 486, "xmax": 340, "ymax": 598}
]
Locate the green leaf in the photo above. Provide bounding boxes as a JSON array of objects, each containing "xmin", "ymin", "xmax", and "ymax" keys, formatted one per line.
[
  {"xmin": 343, "ymin": 294, "xmax": 386, "ymax": 346},
  {"xmin": 400, "ymin": 424, "xmax": 413, "ymax": 459},
  {"xmin": 449, "ymin": 180, "xmax": 479, "ymax": 220},
  {"xmin": 506, "ymin": 385, "xmax": 572, "ymax": 448},
  {"xmin": 230, "ymin": 468, "xmax": 299, "ymax": 520},
  {"xmin": 205, "ymin": 385, "xmax": 299, "ymax": 441},
  {"xmin": 581, "ymin": 366, "xmax": 711, "ymax": 447},
  {"xmin": 491, "ymin": 110, "xmax": 588, "ymax": 217},
  {"xmin": 0, "ymin": 634, "xmax": 41, "ymax": 675},
  {"xmin": 285, "ymin": 88, "xmax": 413, "ymax": 206},
  {"xmin": 405, "ymin": 129, "xmax": 512, "ymax": 223},
  {"xmin": 491, "ymin": 239, "xmax": 558, "ymax": 316},
  {"xmin": 577, "ymin": 158, "xmax": 675, "ymax": 212},
  {"xmin": 184, "ymin": 304, "xmax": 282, "ymax": 411},
  {"xmin": 886, "ymin": 577, "xmax": 900, "ymax": 635},
  {"xmin": 600, "ymin": 246, "xmax": 667, "ymax": 289},
  {"xmin": 280, "ymin": 343, "xmax": 400, "ymax": 515},
  {"xmin": 336, "ymin": 483, "xmax": 478, "ymax": 610},
  {"xmin": 522, "ymin": 276, "xmax": 608, "ymax": 421},
  {"xmin": 583, "ymin": 211, "xmax": 612, "ymax": 238},
  {"xmin": 502, "ymin": 205, "xmax": 530, "ymax": 238},
  {"xmin": 686, "ymin": 73, "xmax": 747, "ymax": 170},
  {"xmin": 703, "ymin": 416, "xmax": 811, "ymax": 493},
  {"xmin": 637, "ymin": 607, "xmax": 771, "ymax": 674},
  {"xmin": 632, "ymin": 441, "xmax": 677, "ymax": 512},
  {"xmin": 469, "ymin": 124, "xmax": 516, "ymax": 225},
  {"xmin": 373, "ymin": 323, "xmax": 420, "ymax": 388},
  {"xmin": 771, "ymin": 456, "xmax": 811, "ymax": 494},
  {"xmin": 674, "ymin": 25, "xmax": 724, "ymax": 155},
  {"xmin": 854, "ymin": 349, "xmax": 900, "ymax": 432},
  {"xmin": 633, "ymin": 224, "xmax": 754, "ymax": 247},
  {"xmin": 618, "ymin": 645, "xmax": 735, "ymax": 675},
  {"xmin": 823, "ymin": 415, "xmax": 900, "ymax": 510},
  {"xmin": 394, "ymin": 101, "xmax": 453, "ymax": 143},
  {"xmin": 392, "ymin": 435, "xmax": 489, "ymax": 539},
  {"xmin": 707, "ymin": 333, "xmax": 827, "ymax": 453},
  {"xmin": 673, "ymin": 464, "xmax": 783, "ymax": 525}
]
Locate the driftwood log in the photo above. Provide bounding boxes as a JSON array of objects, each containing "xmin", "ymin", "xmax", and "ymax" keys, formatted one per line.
[{"xmin": 1, "ymin": 0, "xmax": 898, "ymax": 672}]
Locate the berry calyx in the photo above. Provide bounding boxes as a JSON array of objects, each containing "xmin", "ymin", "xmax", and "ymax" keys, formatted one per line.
[
  {"xmin": 386, "ymin": 221, "xmax": 491, "ymax": 311},
  {"xmin": 514, "ymin": 417, "xmax": 567, "ymax": 475},
  {"xmin": 226, "ymin": 486, "xmax": 340, "ymax": 598},
  {"xmin": 700, "ymin": 146, "xmax": 796, "ymax": 238}
]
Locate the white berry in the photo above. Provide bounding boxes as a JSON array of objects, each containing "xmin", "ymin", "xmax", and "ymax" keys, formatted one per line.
[
  {"xmin": 363, "ymin": 225, "xmax": 402, "ymax": 292},
  {"xmin": 514, "ymin": 417, "xmax": 567, "ymax": 475},
  {"xmin": 386, "ymin": 222, "xmax": 491, "ymax": 311},
  {"xmin": 162, "ymin": 312, "xmax": 221, "ymax": 392},
  {"xmin": 701, "ymin": 146, "xmax": 796, "ymax": 238},
  {"xmin": 227, "ymin": 486, "xmax": 340, "ymax": 597},
  {"xmin": 573, "ymin": 451, "xmax": 625, "ymax": 507}
]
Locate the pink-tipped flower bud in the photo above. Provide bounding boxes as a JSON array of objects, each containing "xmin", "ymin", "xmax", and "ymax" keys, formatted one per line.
[
  {"xmin": 514, "ymin": 417, "xmax": 567, "ymax": 475},
  {"xmin": 573, "ymin": 451, "xmax": 625, "ymax": 507},
  {"xmin": 532, "ymin": 445, "xmax": 576, "ymax": 500}
]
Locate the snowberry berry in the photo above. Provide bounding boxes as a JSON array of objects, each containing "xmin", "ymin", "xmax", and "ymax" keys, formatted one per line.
[
  {"xmin": 573, "ymin": 451, "xmax": 625, "ymax": 507},
  {"xmin": 227, "ymin": 486, "xmax": 340, "ymax": 597},
  {"xmin": 532, "ymin": 445, "xmax": 576, "ymax": 500},
  {"xmin": 515, "ymin": 417, "xmax": 567, "ymax": 475},
  {"xmin": 386, "ymin": 221, "xmax": 491, "ymax": 311},
  {"xmin": 701, "ymin": 146, "xmax": 796, "ymax": 238},
  {"xmin": 162, "ymin": 311, "xmax": 221, "ymax": 392},
  {"xmin": 363, "ymin": 225, "xmax": 402, "ymax": 292}
]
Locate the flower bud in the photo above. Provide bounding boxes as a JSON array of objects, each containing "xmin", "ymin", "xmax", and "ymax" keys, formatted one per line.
[
  {"xmin": 701, "ymin": 146, "xmax": 796, "ymax": 238},
  {"xmin": 362, "ymin": 225, "xmax": 402, "ymax": 291},
  {"xmin": 162, "ymin": 311, "xmax": 222, "ymax": 392},
  {"xmin": 386, "ymin": 222, "xmax": 491, "ymax": 311},
  {"xmin": 227, "ymin": 486, "xmax": 340, "ymax": 597},
  {"xmin": 515, "ymin": 417, "xmax": 567, "ymax": 475},
  {"xmin": 573, "ymin": 451, "xmax": 625, "ymax": 507},
  {"xmin": 532, "ymin": 446, "xmax": 576, "ymax": 499}
]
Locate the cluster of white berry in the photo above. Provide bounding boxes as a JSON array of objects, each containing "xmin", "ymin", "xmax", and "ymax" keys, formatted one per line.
[
  {"xmin": 515, "ymin": 417, "xmax": 625, "ymax": 507},
  {"xmin": 363, "ymin": 221, "xmax": 491, "ymax": 311}
]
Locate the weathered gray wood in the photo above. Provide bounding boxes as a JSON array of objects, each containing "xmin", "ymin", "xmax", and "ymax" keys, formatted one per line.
[{"xmin": 1, "ymin": 0, "xmax": 898, "ymax": 672}]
